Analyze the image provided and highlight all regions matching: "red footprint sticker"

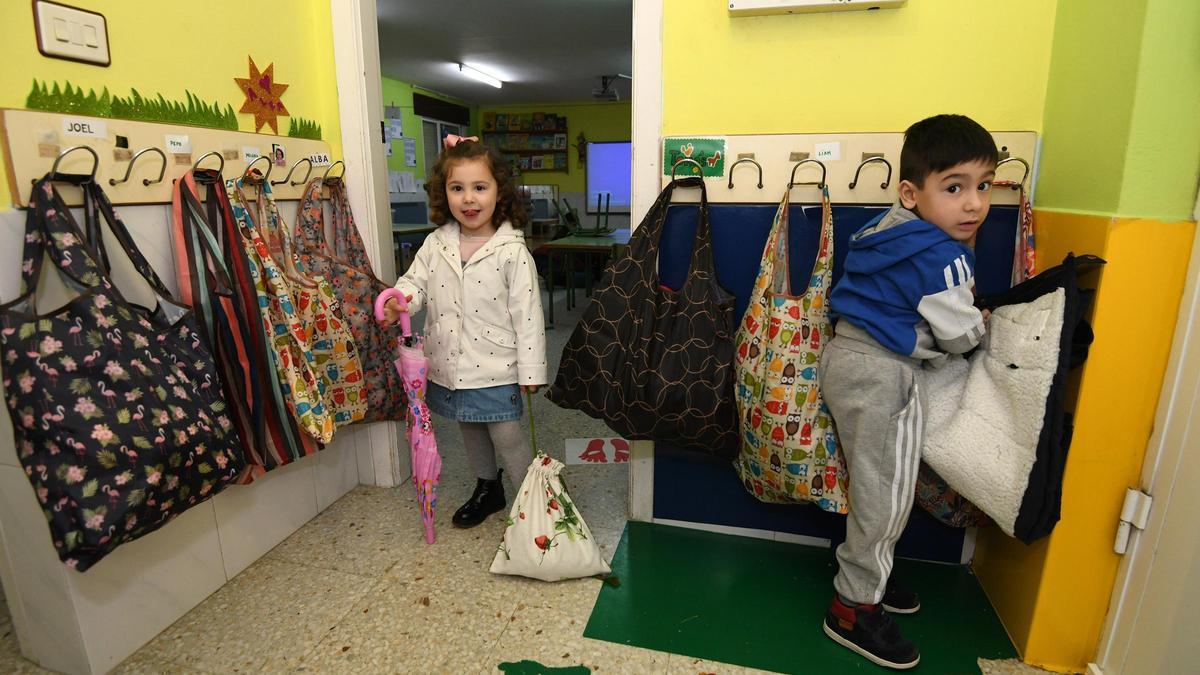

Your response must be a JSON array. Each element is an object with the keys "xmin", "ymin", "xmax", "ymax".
[{"xmin": 579, "ymin": 439, "xmax": 607, "ymax": 463}]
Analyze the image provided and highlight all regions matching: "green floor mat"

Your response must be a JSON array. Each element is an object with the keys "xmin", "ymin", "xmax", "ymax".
[{"xmin": 584, "ymin": 522, "xmax": 1016, "ymax": 674}]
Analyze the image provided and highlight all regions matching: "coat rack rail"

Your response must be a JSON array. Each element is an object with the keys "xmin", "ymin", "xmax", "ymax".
[
  {"xmin": 2, "ymin": 108, "xmax": 335, "ymax": 207},
  {"xmin": 661, "ymin": 131, "xmax": 1038, "ymax": 206}
]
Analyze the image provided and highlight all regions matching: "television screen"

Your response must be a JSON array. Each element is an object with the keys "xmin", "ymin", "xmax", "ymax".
[{"xmin": 585, "ymin": 141, "xmax": 632, "ymax": 214}]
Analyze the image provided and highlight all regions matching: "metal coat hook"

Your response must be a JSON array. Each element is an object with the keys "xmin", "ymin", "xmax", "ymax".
[
  {"xmin": 192, "ymin": 151, "xmax": 225, "ymax": 176},
  {"xmin": 110, "ymin": 147, "xmax": 167, "ymax": 187},
  {"xmin": 727, "ymin": 157, "xmax": 763, "ymax": 190},
  {"xmin": 849, "ymin": 156, "xmax": 892, "ymax": 190},
  {"xmin": 322, "ymin": 160, "xmax": 346, "ymax": 183},
  {"xmin": 996, "ymin": 156, "xmax": 1030, "ymax": 190},
  {"xmin": 38, "ymin": 145, "xmax": 100, "ymax": 184},
  {"xmin": 671, "ymin": 157, "xmax": 704, "ymax": 181},
  {"xmin": 787, "ymin": 158, "xmax": 826, "ymax": 190},
  {"xmin": 272, "ymin": 157, "xmax": 313, "ymax": 186},
  {"xmin": 242, "ymin": 155, "xmax": 273, "ymax": 183}
]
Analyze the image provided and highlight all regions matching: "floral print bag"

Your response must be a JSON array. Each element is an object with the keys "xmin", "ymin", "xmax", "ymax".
[
  {"xmin": 0, "ymin": 177, "xmax": 244, "ymax": 571},
  {"xmin": 490, "ymin": 395, "xmax": 610, "ymax": 582},
  {"xmin": 733, "ymin": 187, "xmax": 848, "ymax": 513}
]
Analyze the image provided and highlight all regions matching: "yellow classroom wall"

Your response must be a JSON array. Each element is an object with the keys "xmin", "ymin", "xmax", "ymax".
[
  {"xmin": 661, "ymin": 0, "xmax": 1057, "ymax": 135},
  {"xmin": 0, "ymin": 1, "xmax": 343, "ymax": 209}
]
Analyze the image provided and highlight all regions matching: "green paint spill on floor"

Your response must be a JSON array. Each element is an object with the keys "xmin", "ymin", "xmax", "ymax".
[
  {"xmin": 585, "ymin": 522, "xmax": 1017, "ymax": 674},
  {"xmin": 497, "ymin": 659, "xmax": 590, "ymax": 674}
]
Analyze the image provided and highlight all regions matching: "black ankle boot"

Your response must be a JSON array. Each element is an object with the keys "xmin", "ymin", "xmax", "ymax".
[{"xmin": 452, "ymin": 471, "xmax": 506, "ymax": 528}]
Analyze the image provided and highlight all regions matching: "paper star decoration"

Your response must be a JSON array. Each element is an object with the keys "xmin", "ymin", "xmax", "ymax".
[{"xmin": 234, "ymin": 56, "xmax": 289, "ymax": 134}]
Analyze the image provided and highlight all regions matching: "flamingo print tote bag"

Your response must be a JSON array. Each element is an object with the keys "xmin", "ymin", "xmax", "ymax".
[{"xmin": 0, "ymin": 177, "xmax": 244, "ymax": 571}]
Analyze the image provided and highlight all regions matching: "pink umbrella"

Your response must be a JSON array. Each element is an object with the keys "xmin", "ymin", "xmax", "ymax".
[{"xmin": 375, "ymin": 288, "xmax": 442, "ymax": 544}]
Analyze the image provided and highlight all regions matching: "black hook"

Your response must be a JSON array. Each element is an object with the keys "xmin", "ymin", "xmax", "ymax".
[
  {"xmin": 322, "ymin": 160, "xmax": 346, "ymax": 184},
  {"xmin": 787, "ymin": 158, "xmax": 826, "ymax": 190},
  {"xmin": 39, "ymin": 145, "xmax": 100, "ymax": 184},
  {"xmin": 727, "ymin": 157, "xmax": 763, "ymax": 190},
  {"xmin": 242, "ymin": 155, "xmax": 273, "ymax": 183},
  {"xmin": 670, "ymin": 157, "xmax": 704, "ymax": 181},
  {"xmin": 192, "ymin": 150, "xmax": 225, "ymax": 176},
  {"xmin": 996, "ymin": 156, "xmax": 1030, "ymax": 190},
  {"xmin": 272, "ymin": 157, "xmax": 314, "ymax": 186},
  {"xmin": 110, "ymin": 147, "xmax": 168, "ymax": 187},
  {"xmin": 849, "ymin": 156, "xmax": 892, "ymax": 190}
]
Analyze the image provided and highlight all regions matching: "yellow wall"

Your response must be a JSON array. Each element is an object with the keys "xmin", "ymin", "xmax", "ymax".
[
  {"xmin": 479, "ymin": 102, "xmax": 631, "ymax": 193},
  {"xmin": 0, "ymin": 0, "xmax": 342, "ymax": 209},
  {"xmin": 662, "ymin": 0, "xmax": 1058, "ymax": 135},
  {"xmin": 975, "ymin": 211, "xmax": 1195, "ymax": 672}
]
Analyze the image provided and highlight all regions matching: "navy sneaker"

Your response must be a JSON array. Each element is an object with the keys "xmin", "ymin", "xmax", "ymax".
[
  {"xmin": 882, "ymin": 577, "xmax": 921, "ymax": 614},
  {"xmin": 824, "ymin": 596, "xmax": 920, "ymax": 670}
]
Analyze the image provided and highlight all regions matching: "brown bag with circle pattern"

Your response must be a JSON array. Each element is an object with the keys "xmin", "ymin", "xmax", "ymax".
[{"xmin": 546, "ymin": 177, "xmax": 739, "ymax": 458}]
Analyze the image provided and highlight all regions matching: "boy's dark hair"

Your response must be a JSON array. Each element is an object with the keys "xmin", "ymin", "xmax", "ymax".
[
  {"xmin": 425, "ymin": 140, "xmax": 528, "ymax": 230},
  {"xmin": 900, "ymin": 114, "xmax": 999, "ymax": 187}
]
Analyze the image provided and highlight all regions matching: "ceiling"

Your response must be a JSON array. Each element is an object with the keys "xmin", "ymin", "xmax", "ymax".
[{"xmin": 376, "ymin": 0, "xmax": 633, "ymax": 106}]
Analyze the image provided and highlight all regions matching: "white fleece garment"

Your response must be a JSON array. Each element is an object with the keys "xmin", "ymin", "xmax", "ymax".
[{"xmin": 922, "ymin": 288, "xmax": 1066, "ymax": 536}]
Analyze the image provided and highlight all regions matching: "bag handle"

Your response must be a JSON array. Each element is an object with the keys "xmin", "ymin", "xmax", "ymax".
[
  {"xmin": 633, "ymin": 176, "xmax": 710, "ymax": 287},
  {"xmin": 16, "ymin": 178, "xmax": 119, "ymax": 309},
  {"xmin": 75, "ymin": 179, "xmax": 181, "ymax": 305},
  {"xmin": 804, "ymin": 187, "xmax": 835, "ymax": 301}
]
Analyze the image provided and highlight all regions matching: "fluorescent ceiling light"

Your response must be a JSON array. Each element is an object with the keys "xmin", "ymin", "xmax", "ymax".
[{"xmin": 458, "ymin": 63, "xmax": 502, "ymax": 88}]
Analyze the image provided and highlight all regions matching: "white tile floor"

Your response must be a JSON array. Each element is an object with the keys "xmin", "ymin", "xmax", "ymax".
[{"xmin": 0, "ymin": 283, "xmax": 1053, "ymax": 674}]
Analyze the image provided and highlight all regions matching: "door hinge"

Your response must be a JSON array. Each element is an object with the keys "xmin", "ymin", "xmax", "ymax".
[{"xmin": 1114, "ymin": 488, "xmax": 1153, "ymax": 555}]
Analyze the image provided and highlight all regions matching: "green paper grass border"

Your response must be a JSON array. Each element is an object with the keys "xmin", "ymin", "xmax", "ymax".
[
  {"xmin": 287, "ymin": 117, "xmax": 322, "ymax": 140},
  {"xmin": 24, "ymin": 79, "xmax": 320, "ymax": 139}
]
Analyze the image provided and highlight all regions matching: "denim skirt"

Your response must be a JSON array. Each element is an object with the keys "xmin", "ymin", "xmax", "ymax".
[{"xmin": 426, "ymin": 381, "xmax": 523, "ymax": 423}]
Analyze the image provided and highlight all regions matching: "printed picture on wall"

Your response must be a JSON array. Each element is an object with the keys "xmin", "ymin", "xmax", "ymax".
[{"xmin": 271, "ymin": 143, "xmax": 286, "ymax": 167}]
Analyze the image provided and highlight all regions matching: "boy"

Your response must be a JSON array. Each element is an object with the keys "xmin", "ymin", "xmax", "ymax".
[{"xmin": 821, "ymin": 114, "xmax": 997, "ymax": 669}]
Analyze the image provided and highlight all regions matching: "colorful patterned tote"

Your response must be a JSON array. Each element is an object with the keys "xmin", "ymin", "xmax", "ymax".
[
  {"xmin": 733, "ymin": 187, "xmax": 848, "ymax": 513},
  {"xmin": 229, "ymin": 179, "xmax": 334, "ymax": 443},
  {"xmin": 249, "ymin": 181, "xmax": 367, "ymax": 427},
  {"xmin": 293, "ymin": 178, "xmax": 406, "ymax": 422},
  {"xmin": 0, "ymin": 177, "xmax": 244, "ymax": 570},
  {"xmin": 170, "ymin": 170, "xmax": 312, "ymax": 479},
  {"xmin": 547, "ymin": 177, "xmax": 740, "ymax": 457}
]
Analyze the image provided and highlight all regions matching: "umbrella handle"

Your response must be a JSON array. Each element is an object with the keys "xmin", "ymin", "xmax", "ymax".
[{"xmin": 374, "ymin": 288, "xmax": 412, "ymax": 337}]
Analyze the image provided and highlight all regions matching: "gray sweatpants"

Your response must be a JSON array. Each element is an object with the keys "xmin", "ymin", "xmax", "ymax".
[
  {"xmin": 820, "ymin": 327, "xmax": 926, "ymax": 605},
  {"xmin": 460, "ymin": 420, "xmax": 532, "ymax": 495}
]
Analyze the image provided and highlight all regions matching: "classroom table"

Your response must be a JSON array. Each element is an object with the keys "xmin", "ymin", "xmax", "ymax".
[{"xmin": 535, "ymin": 229, "xmax": 631, "ymax": 326}]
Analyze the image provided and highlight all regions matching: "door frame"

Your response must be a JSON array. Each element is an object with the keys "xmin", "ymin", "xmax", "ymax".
[
  {"xmin": 628, "ymin": 0, "xmax": 665, "ymax": 522},
  {"xmin": 330, "ymin": 0, "xmax": 406, "ymax": 487},
  {"xmin": 1092, "ymin": 222, "xmax": 1200, "ymax": 672}
]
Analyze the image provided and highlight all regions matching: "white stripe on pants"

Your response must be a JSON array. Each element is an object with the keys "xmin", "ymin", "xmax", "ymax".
[{"xmin": 820, "ymin": 335, "xmax": 925, "ymax": 605}]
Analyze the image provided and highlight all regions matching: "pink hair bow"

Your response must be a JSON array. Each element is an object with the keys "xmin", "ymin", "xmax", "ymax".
[{"xmin": 443, "ymin": 134, "xmax": 479, "ymax": 149}]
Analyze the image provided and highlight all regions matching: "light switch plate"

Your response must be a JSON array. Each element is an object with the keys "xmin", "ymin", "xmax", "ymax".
[{"xmin": 34, "ymin": 0, "xmax": 110, "ymax": 66}]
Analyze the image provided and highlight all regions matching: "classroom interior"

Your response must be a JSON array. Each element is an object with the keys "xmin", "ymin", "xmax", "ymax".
[{"xmin": 0, "ymin": 2, "xmax": 1197, "ymax": 674}]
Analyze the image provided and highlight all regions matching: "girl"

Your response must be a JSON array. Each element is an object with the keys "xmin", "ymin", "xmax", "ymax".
[{"xmin": 381, "ymin": 135, "xmax": 547, "ymax": 529}]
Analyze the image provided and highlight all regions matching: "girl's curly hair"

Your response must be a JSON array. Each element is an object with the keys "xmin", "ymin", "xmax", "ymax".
[{"xmin": 425, "ymin": 140, "xmax": 528, "ymax": 230}]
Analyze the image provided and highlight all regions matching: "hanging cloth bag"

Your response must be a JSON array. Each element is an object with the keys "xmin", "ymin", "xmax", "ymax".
[
  {"xmin": 229, "ymin": 179, "xmax": 334, "ymax": 443},
  {"xmin": 732, "ymin": 187, "xmax": 847, "ymax": 512},
  {"xmin": 293, "ymin": 178, "xmax": 407, "ymax": 423},
  {"xmin": 491, "ymin": 392, "xmax": 611, "ymax": 582},
  {"xmin": 170, "ymin": 170, "xmax": 313, "ymax": 479},
  {"xmin": 0, "ymin": 177, "xmax": 244, "ymax": 571},
  {"xmin": 547, "ymin": 177, "xmax": 739, "ymax": 457},
  {"xmin": 249, "ymin": 180, "xmax": 367, "ymax": 428}
]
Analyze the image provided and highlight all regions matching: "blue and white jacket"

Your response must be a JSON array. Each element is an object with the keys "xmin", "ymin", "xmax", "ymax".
[{"xmin": 829, "ymin": 205, "xmax": 985, "ymax": 359}]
